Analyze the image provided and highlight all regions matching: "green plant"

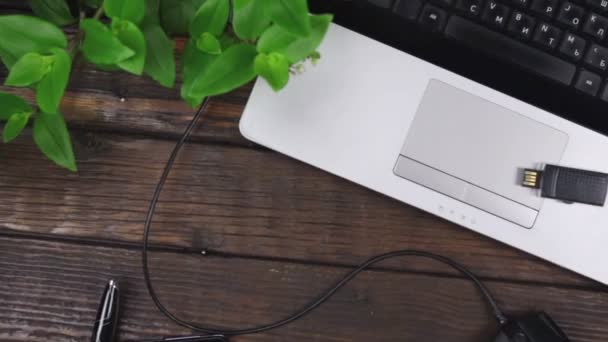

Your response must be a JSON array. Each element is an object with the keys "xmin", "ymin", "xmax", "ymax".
[{"xmin": 0, "ymin": 0, "xmax": 333, "ymax": 171}]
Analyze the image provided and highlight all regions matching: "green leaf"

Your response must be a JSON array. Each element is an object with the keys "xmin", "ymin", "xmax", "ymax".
[
  {"xmin": 180, "ymin": 31, "xmax": 235, "ymax": 107},
  {"xmin": 180, "ymin": 39, "xmax": 216, "ymax": 108},
  {"xmin": 160, "ymin": 0, "xmax": 198, "ymax": 35},
  {"xmin": 254, "ymin": 52, "xmax": 290, "ymax": 91},
  {"xmin": 143, "ymin": 25, "xmax": 176, "ymax": 87},
  {"xmin": 36, "ymin": 48, "xmax": 71, "ymax": 114},
  {"xmin": 219, "ymin": 34, "xmax": 238, "ymax": 50},
  {"xmin": 81, "ymin": 19, "xmax": 135, "ymax": 65},
  {"xmin": 142, "ymin": 0, "xmax": 161, "ymax": 27},
  {"xmin": 3, "ymin": 111, "xmax": 31, "ymax": 143},
  {"xmin": 29, "ymin": 0, "xmax": 76, "ymax": 26},
  {"xmin": 233, "ymin": 0, "xmax": 272, "ymax": 40},
  {"xmin": 112, "ymin": 19, "xmax": 147, "ymax": 75},
  {"xmin": 33, "ymin": 112, "xmax": 77, "ymax": 172},
  {"xmin": 267, "ymin": 0, "xmax": 311, "ymax": 37},
  {"xmin": 5, "ymin": 52, "xmax": 51, "ymax": 87},
  {"xmin": 258, "ymin": 14, "xmax": 333, "ymax": 64},
  {"xmin": 188, "ymin": 43, "xmax": 258, "ymax": 99},
  {"xmin": 189, "ymin": 0, "xmax": 230, "ymax": 38},
  {"xmin": 104, "ymin": 0, "xmax": 145, "ymax": 24},
  {"xmin": 196, "ymin": 32, "xmax": 222, "ymax": 55},
  {"xmin": 0, "ymin": 15, "xmax": 67, "ymax": 68},
  {"xmin": 0, "ymin": 92, "xmax": 33, "ymax": 121}
]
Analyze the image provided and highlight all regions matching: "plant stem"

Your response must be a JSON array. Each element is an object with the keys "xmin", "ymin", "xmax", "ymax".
[
  {"xmin": 93, "ymin": 6, "xmax": 104, "ymax": 20},
  {"xmin": 67, "ymin": 29, "xmax": 84, "ymax": 58},
  {"xmin": 68, "ymin": 6, "xmax": 104, "ymax": 59}
]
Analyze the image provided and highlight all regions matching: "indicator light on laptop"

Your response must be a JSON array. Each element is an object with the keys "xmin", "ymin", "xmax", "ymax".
[{"xmin": 521, "ymin": 165, "xmax": 608, "ymax": 206}]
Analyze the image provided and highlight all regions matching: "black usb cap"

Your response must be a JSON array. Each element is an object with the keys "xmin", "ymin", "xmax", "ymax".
[{"xmin": 522, "ymin": 165, "xmax": 608, "ymax": 206}]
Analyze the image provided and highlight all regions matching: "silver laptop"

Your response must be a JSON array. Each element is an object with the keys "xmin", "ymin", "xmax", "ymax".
[{"xmin": 240, "ymin": 22, "xmax": 608, "ymax": 285}]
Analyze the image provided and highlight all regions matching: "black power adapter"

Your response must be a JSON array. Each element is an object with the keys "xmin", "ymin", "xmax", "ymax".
[{"xmin": 494, "ymin": 312, "xmax": 570, "ymax": 342}]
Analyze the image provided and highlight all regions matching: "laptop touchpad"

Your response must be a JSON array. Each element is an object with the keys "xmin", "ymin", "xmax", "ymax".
[{"xmin": 393, "ymin": 80, "xmax": 569, "ymax": 228}]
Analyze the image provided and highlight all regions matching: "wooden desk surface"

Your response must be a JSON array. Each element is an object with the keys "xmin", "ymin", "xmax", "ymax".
[{"xmin": 1, "ymin": 7, "xmax": 607, "ymax": 341}]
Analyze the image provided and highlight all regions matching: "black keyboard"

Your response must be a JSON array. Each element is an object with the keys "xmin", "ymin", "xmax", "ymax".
[{"xmin": 309, "ymin": 0, "xmax": 608, "ymax": 137}]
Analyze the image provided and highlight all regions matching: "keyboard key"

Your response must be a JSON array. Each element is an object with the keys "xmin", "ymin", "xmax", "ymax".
[
  {"xmin": 455, "ymin": 0, "xmax": 483, "ymax": 17},
  {"xmin": 575, "ymin": 69, "xmax": 602, "ymax": 95},
  {"xmin": 507, "ymin": 0, "xmax": 530, "ymax": 8},
  {"xmin": 587, "ymin": 0, "xmax": 608, "ymax": 13},
  {"xmin": 557, "ymin": 2, "xmax": 586, "ymax": 30},
  {"xmin": 559, "ymin": 32, "xmax": 587, "ymax": 61},
  {"xmin": 584, "ymin": 44, "xmax": 608, "ymax": 71},
  {"xmin": 533, "ymin": 22, "xmax": 562, "ymax": 49},
  {"xmin": 394, "ymin": 0, "xmax": 423, "ymax": 20},
  {"xmin": 367, "ymin": 0, "xmax": 394, "ymax": 8},
  {"xmin": 599, "ymin": 83, "xmax": 608, "ymax": 101},
  {"xmin": 419, "ymin": 4, "xmax": 449, "ymax": 31},
  {"xmin": 445, "ymin": 16, "xmax": 577, "ymax": 85},
  {"xmin": 530, "ymin": 0, "xmax": 559, "ymax": 18},
  {"xmin": 482, "ymin": 1, "xmax": 512, "ymax": 28},
  {"xmin": 430, "ymin": 0, "xmax": 454, "ymax": 7},
  {"xmin": 508, "ymin": 11, "xmax": 536, "ymax": 39},
  {"xmin": 583, "ymin": 13, "xmax": 608, "ymax": 40}
]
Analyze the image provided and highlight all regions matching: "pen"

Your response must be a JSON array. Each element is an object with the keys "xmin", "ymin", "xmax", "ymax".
[{"xmin": 92, "ymin": 280, "xmax": 120, "ymax": 342}]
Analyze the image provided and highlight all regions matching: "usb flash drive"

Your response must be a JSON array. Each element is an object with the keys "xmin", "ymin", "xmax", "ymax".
[{"xmin": 522, "ymin": 165, "xmax": 608, "ymax": 206}]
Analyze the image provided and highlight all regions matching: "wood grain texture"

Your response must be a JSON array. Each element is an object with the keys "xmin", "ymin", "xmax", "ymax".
[
  {"xmin": 0, "ymin": 67, "xmax": 254, "ymax": 146},
  {"xmin": 0, "ymin": 131, "xmax": 597, "ymax": 288},
  {"xmin": 1, "ymin": 237, "xmax": 608, "ymax": 342}
]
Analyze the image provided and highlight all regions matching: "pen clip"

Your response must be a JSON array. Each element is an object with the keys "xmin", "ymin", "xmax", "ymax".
[
  {"xmin": 102, "ymin": 280, "xmax": 118, "ymax": 322},
  {"xmin": 91, "ymin": 280, "xmax": 120, "ymax": 342}
]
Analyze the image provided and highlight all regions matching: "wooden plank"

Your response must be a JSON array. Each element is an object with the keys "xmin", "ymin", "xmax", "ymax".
[
  {"xmin": 0, "ymin": 131, "xmax": 597, "ymax": 287},
  {"xmin": 0, "ymin": 69, "xmax": 254, "ymax": 145},
  {"xmin": 1, "ymin": 237, "xmax": 607, "ymax": 342}
]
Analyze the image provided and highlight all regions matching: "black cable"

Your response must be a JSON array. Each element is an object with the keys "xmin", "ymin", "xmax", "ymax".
[{"xmin": 141, "ymin": 99, "xmax": 509, "ymax": 339}]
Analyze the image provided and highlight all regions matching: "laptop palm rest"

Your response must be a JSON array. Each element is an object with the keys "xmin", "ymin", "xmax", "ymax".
[{"xmin": 393, "ymin": 80, "xmax": 569, "ymax": 228}]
